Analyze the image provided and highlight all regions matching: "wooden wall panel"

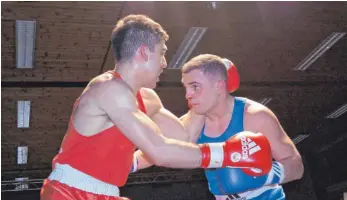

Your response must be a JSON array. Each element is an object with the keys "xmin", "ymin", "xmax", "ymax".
[
  {"xmin": 1, "ymin": 87, "xmax": 83, "ymax": 170},
  {"xmin": 123, "ymin": 1, "xmax": 262, "ymax": 28},
  {"xmin": 155, "ymin": 87, "xmax": 188, "ymax": 117},
  {"xmin": 2, "ymin": 1, "xmax": 346, "ymax": 82},
  {"xmin": 1, "ymin": 1, "xmax": 124, "ymax": 82},
  {"xmin": 2, "ymin": 22, "xmax": 110, "ymax": 81},
  {"xmin": 1, "ymin": 2, "xmax": 124, "ymax": 24}
]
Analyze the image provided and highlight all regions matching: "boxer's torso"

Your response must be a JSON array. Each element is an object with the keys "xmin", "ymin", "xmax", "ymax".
[
  {"xmin": 53, "ymin": 70, "xmax": 158, "ymax": 187},
  {"xmin": 72, "ymin": 71, "xmax": 152, "ymax": 137},
  {"xmin": 196, "ymin": 97, "xmax": 285, "ymax": 200}
]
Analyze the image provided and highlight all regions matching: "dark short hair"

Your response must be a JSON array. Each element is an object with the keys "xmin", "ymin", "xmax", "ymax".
[
  {"xmin": 181, "ymin": 54, "xmax": 227, "ymax": 80},
  {"xmin": 111, "ymin": 15, "xmax": 169, "ymax": 63}
]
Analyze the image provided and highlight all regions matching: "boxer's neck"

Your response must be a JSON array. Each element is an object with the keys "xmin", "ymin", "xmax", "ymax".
[
  {"xmin": 205, "ymin": 95, "xmax": 234, "ymax": 123},
  {"xmin": 114, "ymin": 64, "xmax": 141, "ymax": 94}
]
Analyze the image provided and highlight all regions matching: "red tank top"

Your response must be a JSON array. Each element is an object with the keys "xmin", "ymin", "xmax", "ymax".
[{"xmin": 52, "ymin": 71, "xmax": 147, "ymax": 186}]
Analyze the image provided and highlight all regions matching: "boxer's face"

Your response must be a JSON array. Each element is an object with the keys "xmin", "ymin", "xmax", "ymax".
[
  {"xmin": 136, "ymin": 40, "xmax": 167, "ymax": 88},
  {"xmin": 182, "ymin": 69, "xmax": 219, "ymax": 114}
]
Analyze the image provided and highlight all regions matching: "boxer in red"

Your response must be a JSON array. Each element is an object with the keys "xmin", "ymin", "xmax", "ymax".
[{"xmin": 40, "ymin": 15, "xmax": 273, "ymax": 200}]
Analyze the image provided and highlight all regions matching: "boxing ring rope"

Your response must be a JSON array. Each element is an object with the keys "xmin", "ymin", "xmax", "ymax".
[{"xmin": 1, "ymin": 169, "xmax": 206, "ymax": 192}]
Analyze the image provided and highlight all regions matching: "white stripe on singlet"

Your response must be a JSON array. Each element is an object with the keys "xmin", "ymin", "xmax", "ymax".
[
  {"xmin": 214, "ymin": 185, "xmax": 282, "ymax": 200},
  {"xmin": 238, "ymin": 185, "xmax": 281, "ymax": 199}
]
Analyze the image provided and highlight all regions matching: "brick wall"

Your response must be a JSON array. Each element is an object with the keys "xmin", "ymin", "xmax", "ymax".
[
  {"xmin": 1, "ymin": 87, "xmax": 83, "ymax": 170},
  {"xmin": 1, "ymin": 1, "xmax": 123, "ymax": 82}
]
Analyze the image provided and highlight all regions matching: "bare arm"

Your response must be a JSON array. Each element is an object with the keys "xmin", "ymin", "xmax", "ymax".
[
  {"xmin": 135, "ymin": 108, "xmax": 205, "ymax": 170},
  {"xmin": 134, "ymin": 107, "xmax": 192, "ymax": 170},
  {"xmin": 180, "ymin": 110, "xmax": 205, "ymax": 143},
  {"xmin": 97, "ymin": 81, "xmax": 202, "ymax": 168},
  {"xmin": 151, "ymin": 109, "xmax": 190, "ymax": 141},
  {"xmin": 249, "ymin": 106, "xmax": 304, "ymax": 183},
  {"xmin": 134, "ymin": 109, "xmax": 206, "ymax": 170},
  {"xmin": 134, "ymin": 89, "xmax": 192, "ymax": 170}
]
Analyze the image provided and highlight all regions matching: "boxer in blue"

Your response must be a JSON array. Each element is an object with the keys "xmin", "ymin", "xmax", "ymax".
[{"xmin": 132, "ymin": 54, "xmax": 304, "ymax": 200}]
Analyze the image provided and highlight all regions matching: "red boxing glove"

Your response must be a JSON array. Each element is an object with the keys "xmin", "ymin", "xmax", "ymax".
[
  {"xmin": 222, "ymin": 58, "xmax": 240, "ymax": 93},
  {"xmin": 199, "ymin": 131, "xmax": 272, "ymax": 176}
]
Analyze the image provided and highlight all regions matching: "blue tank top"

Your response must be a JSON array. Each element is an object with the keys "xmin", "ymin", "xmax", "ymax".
[{"xmin": 197, "ymin": 97, "xmax": 285, "ymax": 200}]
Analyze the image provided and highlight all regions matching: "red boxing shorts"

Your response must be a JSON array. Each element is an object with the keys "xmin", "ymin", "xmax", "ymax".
[{"xmin": 40, "ymin": 163, "xmax": 130, "ymax": 200}]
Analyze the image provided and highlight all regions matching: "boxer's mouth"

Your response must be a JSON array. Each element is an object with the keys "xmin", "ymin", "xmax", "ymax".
[{"xmin": 191, "ymin": 103, "xmax": 199, "ymax": 107}]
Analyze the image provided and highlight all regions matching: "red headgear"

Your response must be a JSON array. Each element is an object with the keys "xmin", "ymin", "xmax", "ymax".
[
  {"xmin": 187, "ymin": 58, "xmax": 240, "ymax": 109},
  {"xmin": 221, "ymin": 58, "xmax": 240, "ymax": 93}
]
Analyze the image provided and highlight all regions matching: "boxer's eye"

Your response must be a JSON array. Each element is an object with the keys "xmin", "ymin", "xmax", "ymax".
[{"xmin": 192, "ymin": 85, "xmax": 199, "ymax": 91}]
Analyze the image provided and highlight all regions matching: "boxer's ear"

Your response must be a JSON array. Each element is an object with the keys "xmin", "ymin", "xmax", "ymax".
[
  {"xmin": 215, "ymin": 80, "xmax": 227, "ymax": 94},
  {"xmin": 134, "ymin": 45, "xmax": 150, "ymax": 63}
]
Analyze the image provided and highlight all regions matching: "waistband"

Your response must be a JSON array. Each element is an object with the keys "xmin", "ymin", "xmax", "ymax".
[{"xmin": 48, "ymin": 163, "xmax": 120, "ymax": 197}]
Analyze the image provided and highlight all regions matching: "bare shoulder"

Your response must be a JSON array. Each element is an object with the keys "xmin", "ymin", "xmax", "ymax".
[
  {"xmin": 86, "ymin": 73, "xmax": 129, "ymax": 95},
  {"xmin": 93, "ymin": 73, "xmax": 127, "ymax": 91},
  {"xmin": 74, "ymin": 73, "xmax": 130, "ymax": 110},
  {"xmin": 243, "ymin": 98, "xmax": 301, "ymax": 162},
  {"xmin": 72, "ymin": 74, "xmax": 137, "ymax": 135},
  {"xmin": 244, "ymin": 99, "xmax": 272, "ymax": 114},
  {"xmin": 94, "ymin": 75, "xmax": 137, "ymax": 110},
  {"xmin": 243, "ymin": 98, "xmax": 279, "ymax": 131}
]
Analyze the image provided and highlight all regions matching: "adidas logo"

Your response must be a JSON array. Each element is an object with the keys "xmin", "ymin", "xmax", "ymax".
[{"xmin": 241, "ymin": 136, "xmax": 261, "ymax": 160}]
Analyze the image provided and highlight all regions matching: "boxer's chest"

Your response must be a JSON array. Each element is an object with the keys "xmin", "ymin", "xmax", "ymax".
[{"xmin": 203, "ymin": 116, "xmax": 233, "ymax": 138}]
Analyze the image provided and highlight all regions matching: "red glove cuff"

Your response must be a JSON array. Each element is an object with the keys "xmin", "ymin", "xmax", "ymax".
[{"xmin": 199, "ymin": 144, "xmax": 211, "ymax": 168}]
